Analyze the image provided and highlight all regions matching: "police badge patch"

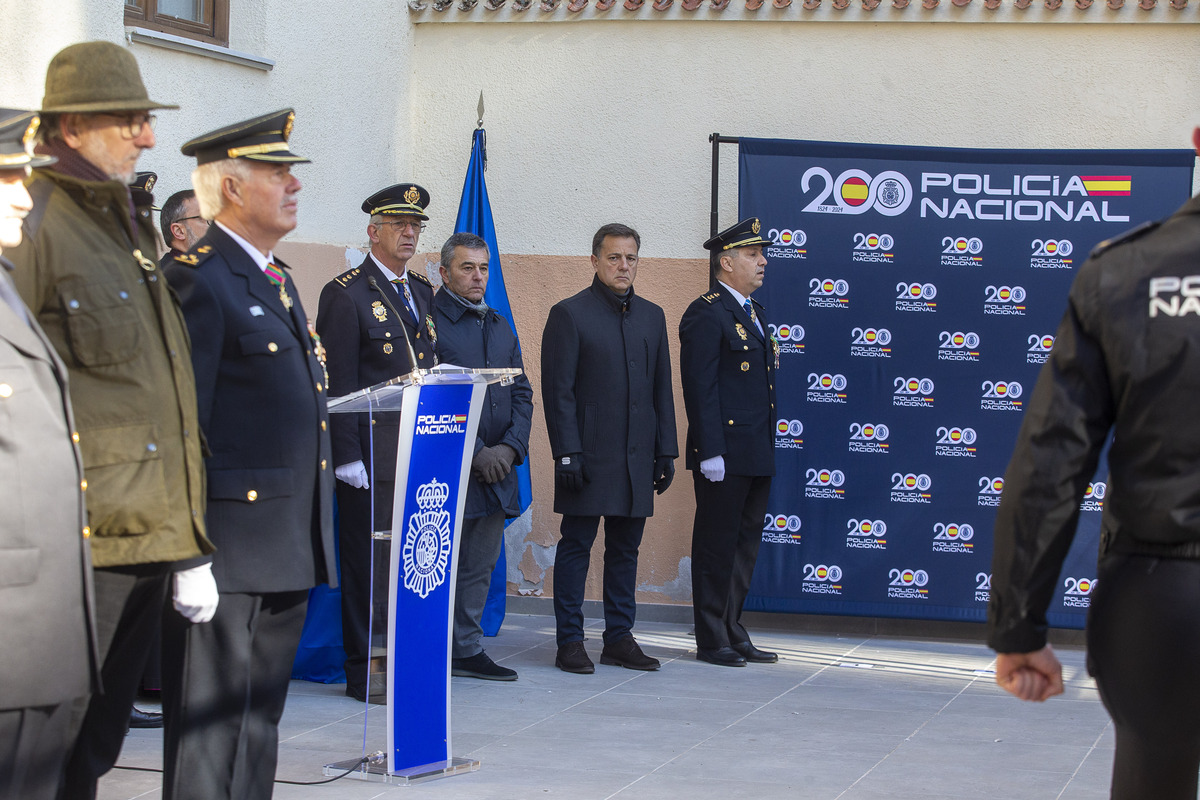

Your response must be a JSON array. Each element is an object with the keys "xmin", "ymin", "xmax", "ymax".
[
  {"xmin": 402, "ymin": 479, "xmax": 453, "ymax": 599},
  {"xmin": 372, "ymin": 300, "xmax": 388, "ymax": 321}
]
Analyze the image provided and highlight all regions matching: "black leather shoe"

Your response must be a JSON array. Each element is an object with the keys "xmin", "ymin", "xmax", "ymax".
[
  {"xmin": 129, "ymin": 707, "xmax": 163, "ymax": 729},
  {"xmin": 453, "ymin": 651, "xmax": 518, "ymax": 681},
  {"xmin": 696, "ymin": 647, "xmax": 747, "ymax": 667},
  {"xmin": 555, "ymin": 641, "xmax": 595, "ymax": 674},
  {"xmin": 346, "ymin": 675, "xmax": 387, "ymax": 704},
  {"xmin": 731, "ymin": 641, "xmax": 779, "ymax": 663},
  {"xmin": 600, "ymin": 635, "xmax": 660, "ymax": 671}
]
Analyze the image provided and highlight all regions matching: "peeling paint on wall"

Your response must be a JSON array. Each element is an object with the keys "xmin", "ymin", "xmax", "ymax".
[
  {"xmin": 504, "ymin": 508, "xmax": 556, "ymax": 595},
  {"xmin": 639, "ymin": 556, "xmax": 692, "ymax": 603}
]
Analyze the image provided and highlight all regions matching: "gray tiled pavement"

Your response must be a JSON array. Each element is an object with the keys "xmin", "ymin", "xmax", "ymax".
[{"xmin": 102, "ymin": 614, "xmax": 1113, "ymax": 800}]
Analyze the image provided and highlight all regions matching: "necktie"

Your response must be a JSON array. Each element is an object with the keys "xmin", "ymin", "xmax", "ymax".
[
  {"xmin": 264, "ymin": 262, "xmax": 293, "ymax": 310},
  {"xmin": 391, "ymin": 275, "xmax": 417, "ymax": 322}
]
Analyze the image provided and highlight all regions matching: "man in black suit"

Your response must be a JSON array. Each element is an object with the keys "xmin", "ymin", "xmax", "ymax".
[
  {"xmin": 158, "ymin": 188, "xmax": 209, "ymax": 270},
  {"xmin": 540, "ymin": 222, "xmax": 677, "ymax": 674},
  {"xmin": 679, "ymin": 217, "xmax": 779, "ymax": 668},
  {"xmin": 316, "ymin": 183, "xmax": 437, "ymax": 701},
  {"xmin": 161, "ymin": 109, "xmax": 336, "ymax": 800}
]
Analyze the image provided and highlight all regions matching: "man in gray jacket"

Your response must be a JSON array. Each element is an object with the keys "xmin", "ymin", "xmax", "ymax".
[
  {"xmin": 540, "ymin": 223, "xmax": 677, "ymax": 674},
  {"xmin": 433, "ymin": 232, "xmax": 533, "ymax": 681}
]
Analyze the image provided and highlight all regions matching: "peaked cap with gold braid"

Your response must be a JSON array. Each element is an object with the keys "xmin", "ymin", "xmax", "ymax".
[
  {"xmin": 361, "ymin": 183, "xmax": 429, "ymax": 221},
  {"xmin": 181, "ymin": 108, "xmax": 309, "ymax": 166},
  {"xmin": 0, "ymin": 109, "xmax": 56, "ymax": 169},
  {"xmin": 703, "ymin": 217, "xmax": 772, "ymax": 252}
]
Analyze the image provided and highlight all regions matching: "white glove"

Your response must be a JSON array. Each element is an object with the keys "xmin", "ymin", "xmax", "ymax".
[
  {"xmin": 700, "ymin": 455, "xmax": 725, "ymax": 483},
  {"xmin": 335, "ymin": 460, "xmax": 370, "ymax": 489},
  {"xmin": 173, "ymin": 563, "xmax": 219, "ymax": 624}
]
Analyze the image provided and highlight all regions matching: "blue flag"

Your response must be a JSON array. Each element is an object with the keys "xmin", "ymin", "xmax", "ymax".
[{"xmin": 454, "ymin": 128, "xmax": 531, "ymax": 636}]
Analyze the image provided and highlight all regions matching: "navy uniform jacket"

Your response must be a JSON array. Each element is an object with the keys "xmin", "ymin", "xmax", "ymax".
[
  {"xmin": 164, "ymin": 225, "xmax": 336, "ymax": 594},
  {"xmin": 0, "ymin": 260, "xmax": 98, "ymax": 709},
  {"xmin": 432, "ymin": 288, "xmax": 533, "ymax": 519},
  {"xmin": 989, "ymin": 193, "xmax": 1200, "ymax": 653},
  {"xmin": 540, "ymin": 276, "xmax": 677, "ymax": 518},
  {"xmin": 678, "ymin": 284, "xmax": 777, "ymax": 477},
  {"xmin": 316, "ymin": 255, "xmax": 435, "ymax": 482}
]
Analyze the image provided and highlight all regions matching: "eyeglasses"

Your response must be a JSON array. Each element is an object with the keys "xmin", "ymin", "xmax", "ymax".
[
  {"xmin": 176, "ymin": 215, "xmax": 210, "ymax": 227},
  {"xmin": 97, "ymin": 113, "xmax": 156, "ymax": 140},
  {"xmin": 377, "ymin": 220, "xmax": 426, "ymax": 233}
]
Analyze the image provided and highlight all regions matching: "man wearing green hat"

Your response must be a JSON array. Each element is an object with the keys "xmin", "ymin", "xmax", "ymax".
[
  {"xmin": 0, "ymin": 107, "xmax": 97, "ymax": 800},
  {"xmin": 7, "ymin": 41, "xmax": 214, "ymax": 799}
]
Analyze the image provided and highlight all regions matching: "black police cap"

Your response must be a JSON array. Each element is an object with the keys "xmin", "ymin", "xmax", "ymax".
[
  {"xmin": 0, "ymin": 108, "xmax": 56, "ymax": 170},
  {"xmin": 362, "ymin": 183, "xmax": 429, "ymax": 220},
  {"xmin": 703, "ymin": 217, "xmax": 772, "ymax": 252},
  {"xmin": 181, "ymin": 108, "xmax": 309, "ymax": 166}
]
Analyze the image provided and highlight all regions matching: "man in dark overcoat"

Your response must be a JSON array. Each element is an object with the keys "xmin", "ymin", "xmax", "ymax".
[
  {"xmin": 316, "ymin": 182, "xmax": 436, "ymax": 701},
  {"xmin": 679, "ymin": 217, "xmax": 779, "ymax": 668},
  {"xmin": 0, "ymin": 108, "xmax": 97, "ymax": 800},
  {"xmin": 161, "ymin": 109, "xmax": 336, "ymax": 800},
  {"xmin": 433, "ymin": 232, "xmax": 533, "ymax": 681},
  {"xmin": 540, "ymin": 222, "xmax": 677, "ymax": 674}
]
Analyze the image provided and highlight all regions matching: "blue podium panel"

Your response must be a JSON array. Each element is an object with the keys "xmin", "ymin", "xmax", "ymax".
[
  {"xmin": 737, "ymin": 138, "xmax": 1195, "ymax": 626},
  {"xmin": 386, "ymin": 381, "xmax": 483, "ymax": 773}
]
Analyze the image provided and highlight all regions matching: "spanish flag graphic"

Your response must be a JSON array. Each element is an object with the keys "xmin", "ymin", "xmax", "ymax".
[
  {"xmin": 453, "ymin": 414, "xmax": 468, "ymax": 423},
  {"xmin": 840, "ymin": 177, "xmax": 870, "ymax": 206},
  {"xmin": 1081, "ymin": 175, "xmax": 1132, "ymax": 196}
]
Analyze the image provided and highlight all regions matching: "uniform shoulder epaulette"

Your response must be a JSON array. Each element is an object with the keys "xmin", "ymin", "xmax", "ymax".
[
  {"xmin": 1089, "ymin": 219, "xmax": 1160, "ymax": 258},
  {"xmin": 173, "ymin": 244, "xmax": 216, "ymax": 269},
  {"xmin": 700, "ymin": 291, "xmax": 721, "ymax": 304},
  {"xmin": 408, "ymin": 269, "xmax": 433, "ymax": 288},
  {"xmin": 333, "ymin": 266, "xmax": 364, "ymax": 288}
]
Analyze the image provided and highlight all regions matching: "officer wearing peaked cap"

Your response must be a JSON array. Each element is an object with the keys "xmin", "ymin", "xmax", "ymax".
[
  {"xmin": 0, "ymin": 108, "xmax": 98, "ymax": 800},
  {"xmin": 315, "ymin": 182, "xmax": 437, "ymax": 701},
  {"xmin": 679, "ymin": 217, "xmax": 779, "ymax": 669},
  {"xmin": 161, "ymin": 108, "xmax": 335, "ymax": 800}
]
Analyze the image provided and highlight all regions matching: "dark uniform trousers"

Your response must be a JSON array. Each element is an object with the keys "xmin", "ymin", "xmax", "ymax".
[
  {"xmin": 553, "ymin": 515, "xmax": 646, "ymax": 647},
  {"xmin": 690, "ymin": 474, "xmax": 770, "ymax": 651},
  {"xmin": 161, "ymin": 591, "xmax": 307, "ymax": 800},
  {"xmin": 335, "ymin": 478, "xmax": 393, "ymax": 692}
]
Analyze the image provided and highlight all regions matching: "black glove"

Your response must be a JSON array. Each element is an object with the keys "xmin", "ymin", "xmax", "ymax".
[
  {"xmin": 472, "ymin": 445, "xmax": 514, "ymax": 484},
  {"xmin": 653, "ymin": 456, "xmax": 675, "ymax": 495},
  {"xmin": 555, "ymin": 453, "xmax": 587, "ymax": 492}
]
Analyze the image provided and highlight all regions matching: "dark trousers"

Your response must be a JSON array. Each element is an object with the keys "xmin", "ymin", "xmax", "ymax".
[
  {"xmin": 1087, "ymin": 553, "xmax": 1200, "ymax": 800},
  {"xmin": 453, "ymin": 511, "xmax": 506, "ymax": 659},
  {"xmin": 690, "ymin": 472, "xmax": 771, "ymax": 651},
  {"xmin": 0, "ymin": 701, "xmax": 75, "ymax": 800},
  {"xmin": 161, "ymin": 590, "xmax": 308, "ymax": 800},
  {"xmin": 335, "ymin": 480, "xmax": 394, "ymax": 695},
  {"xmin": 553, "ymin": 514, "xmax": 646, "ymax": 647},
  {"xmin": 60, "ymin": 564, "xmax": 171, "ymax": 800}
]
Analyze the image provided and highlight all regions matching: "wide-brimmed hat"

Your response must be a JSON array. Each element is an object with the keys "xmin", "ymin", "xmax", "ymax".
[{"xmin": 41, "ymin": 41, "xmax": 178, "ymax": 115}]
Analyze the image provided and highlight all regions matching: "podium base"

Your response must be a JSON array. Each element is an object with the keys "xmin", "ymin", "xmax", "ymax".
[{"xmin": 323, "ymin": 755, "xmax": 480, "ymax": 785}]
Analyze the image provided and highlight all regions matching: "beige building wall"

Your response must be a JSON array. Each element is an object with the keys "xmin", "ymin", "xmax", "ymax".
[{"xmin": 2, "ymin": 3, "xmax": 1197, "ymax": 610}]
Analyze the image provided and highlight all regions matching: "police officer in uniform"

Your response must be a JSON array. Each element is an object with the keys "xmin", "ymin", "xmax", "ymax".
[
  {"xmin": 0, "ymin": 108, "xmax": 97, "ymax": 800},
  {"xmin": 316, "ymin": 183, "xmax": 436, "ymax": 701},
  {"xmin": 679, "ymin": 218, "xmax": 779, "ymax": 668},
  {"xmin": 988, "ymin": 128, "xmax": 1200, "ymax": 800},
  {"xmin": 161, "ymin": 109, "xmax": 336, "ymax": 800}
]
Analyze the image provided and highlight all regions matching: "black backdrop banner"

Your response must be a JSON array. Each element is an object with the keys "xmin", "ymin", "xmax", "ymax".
[{"xmin": 740, "ymin": 138, "xmax": 1195, "ymax": 627}]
